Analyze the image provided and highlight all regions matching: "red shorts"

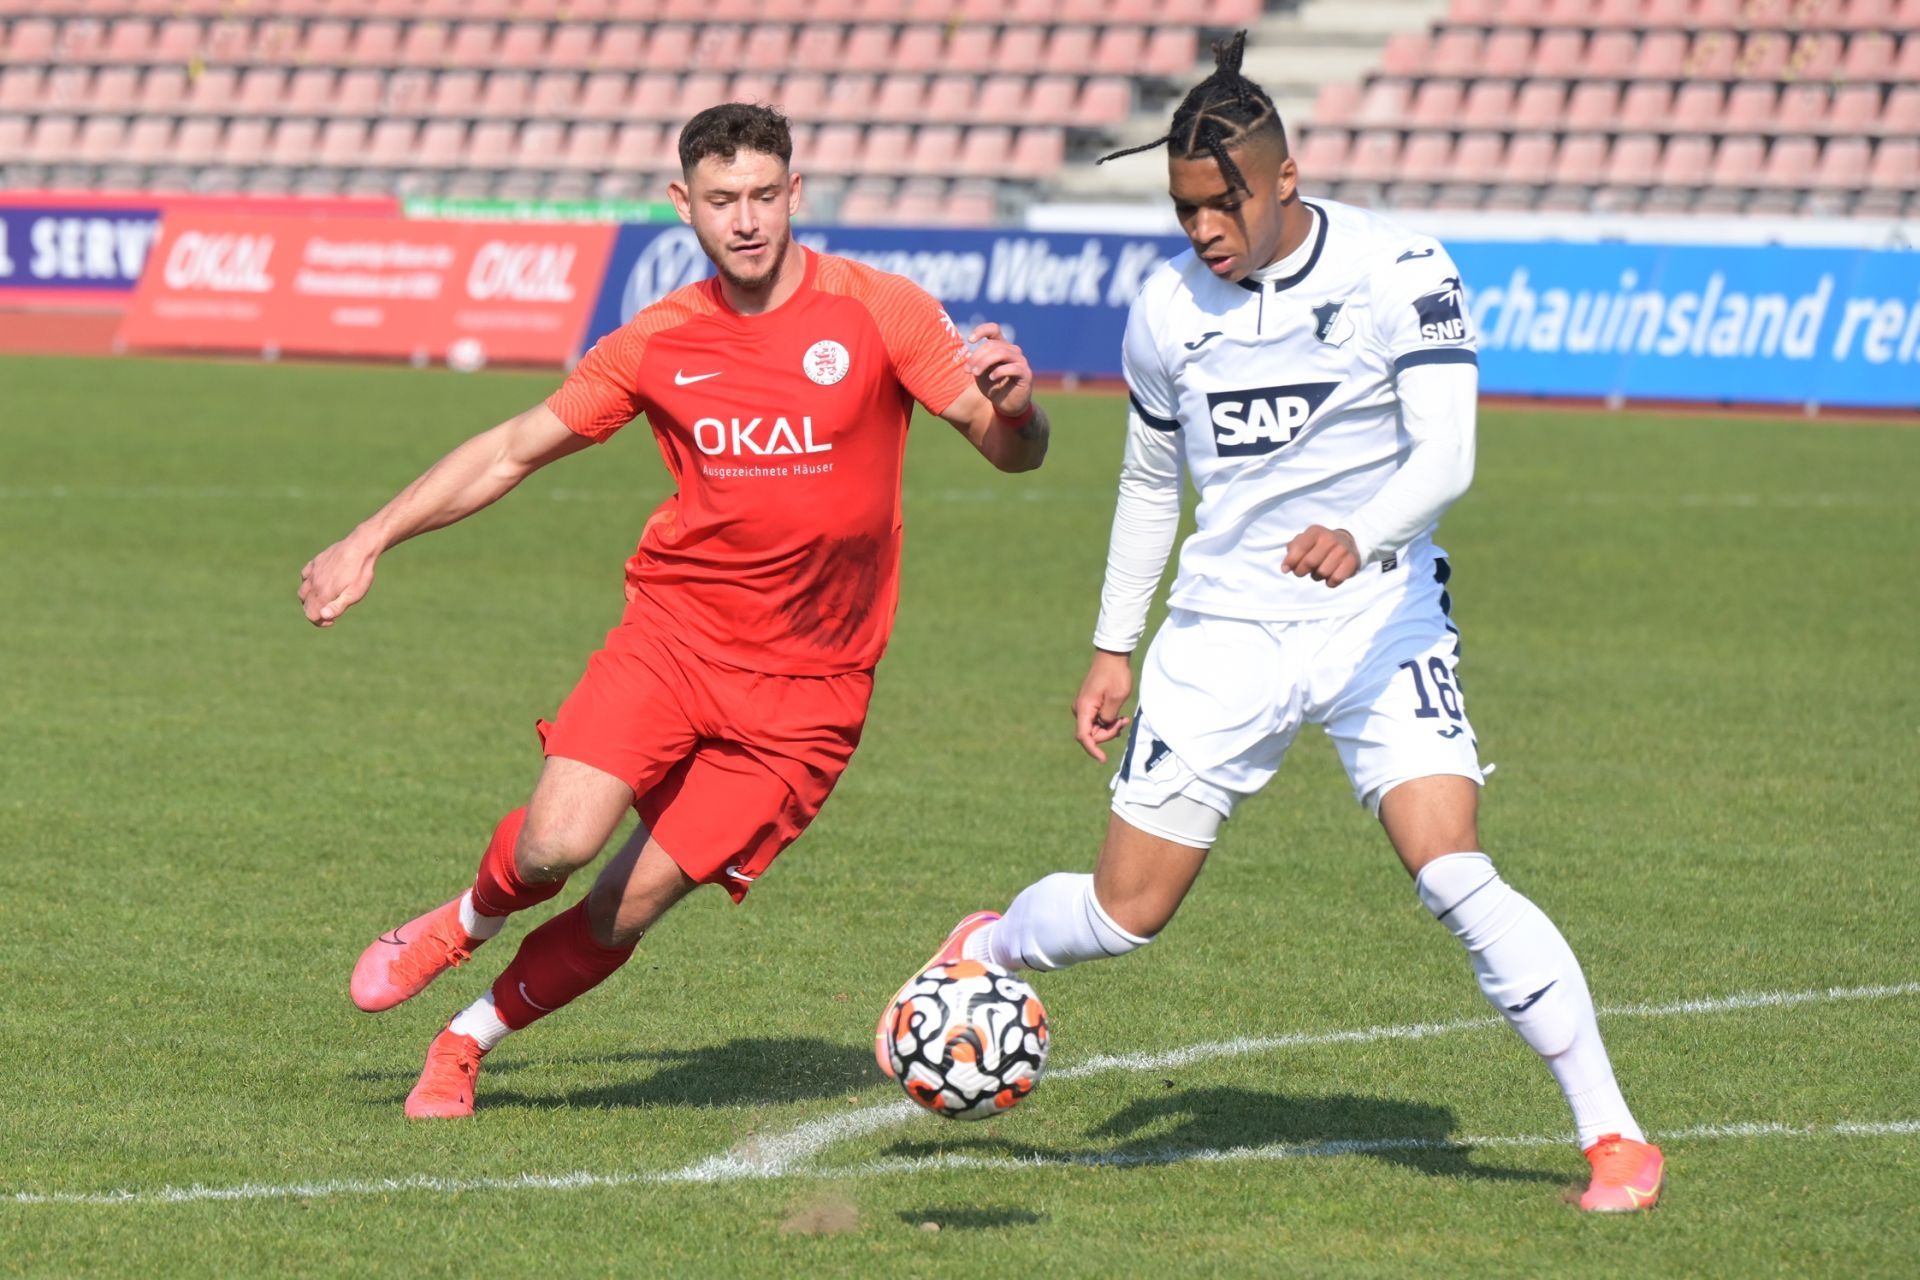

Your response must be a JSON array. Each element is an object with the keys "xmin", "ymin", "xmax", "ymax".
[{"xmin": 539, "ymin": 622, "xmax": 873, "ymax": 902}]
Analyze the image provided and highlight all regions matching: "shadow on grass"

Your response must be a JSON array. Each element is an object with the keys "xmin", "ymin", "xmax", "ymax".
[
  {"xmin": 357, "ymin": 1036, "xmax": 876, "ymax": 1110},
  {"xmin": 883, "ymin": 1087, "xmax": 1563, "ymax": 1185}
]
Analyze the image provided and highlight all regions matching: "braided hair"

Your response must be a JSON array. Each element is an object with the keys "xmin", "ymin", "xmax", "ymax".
[{"xmin": 1097, "ymin": 31, "xmax": 1286, "ymax": 194}]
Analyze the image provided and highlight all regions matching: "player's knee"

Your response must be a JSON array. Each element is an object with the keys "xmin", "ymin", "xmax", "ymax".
[
  {"xmin": 514, "ymin": 823, "xmax": 603, "ymax": 881},
  {"xmin": 1092, "ymin": 880, "xmax": 1173, "ymax": 942}
]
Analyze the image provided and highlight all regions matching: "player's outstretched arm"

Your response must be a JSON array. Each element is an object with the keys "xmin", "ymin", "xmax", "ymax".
[
  {"xmin": 298, "ymin": 403, "xmax": 590, "ymax": 628},
  {"xmin": 940, "ymin": 323, "xmax": 1049, "ymax": 473}
]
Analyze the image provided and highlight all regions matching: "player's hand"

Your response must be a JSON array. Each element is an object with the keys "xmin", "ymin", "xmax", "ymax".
[
  {"xmin": 299, "ymin": 531, "xmax": 380, "ymax": 628},
  {"xmin": 963, "ymin": 323, "xmax": 1033, "ymax": 419},
  {"xmin": 1073, "ymin": 649, "xmax": 1135, "ymax": 762},
  {"xmin": 1282, "ymin": 525, "xmax": 1361, "ymax": 588}
]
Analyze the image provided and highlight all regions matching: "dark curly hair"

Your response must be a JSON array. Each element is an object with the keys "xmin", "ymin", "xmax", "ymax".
[
  {"xmin": 677, "ymin": 102, "xmax": 793, "ymax": 174},
  {"xmin": 1098, "ymin": 31, "xmax": 1287, "ymax": 194}
]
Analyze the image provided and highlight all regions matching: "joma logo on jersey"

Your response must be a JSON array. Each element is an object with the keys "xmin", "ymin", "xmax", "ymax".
[
  {"xmin": 1413, "ymin": 276, "xmax": 1468, "ymax": 342},
  {"xmin": 1205, "ymin": 382, "xmax": 1340, "ymax": 457},
  {"xmin": 692, "ymin": 416, "xmax": 832, "ymax": 457}
]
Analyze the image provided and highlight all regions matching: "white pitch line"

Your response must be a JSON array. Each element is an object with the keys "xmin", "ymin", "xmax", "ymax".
[
  {"xmin": 7, "ymin": 979, "xmax": 1914, "ymax": 1208},
  {"xmin": 828, "ymin": 1119, "xmax": 1920, "ymax": 1179},
  {"xmin": 11, "ymin": 1118, "xmax": 1918, "ymax": 1208}
]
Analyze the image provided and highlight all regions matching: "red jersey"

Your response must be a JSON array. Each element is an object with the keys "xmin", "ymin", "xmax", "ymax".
[{"xmin": 546, "ymin": 248, "xmax": 974, "ymax": 676}]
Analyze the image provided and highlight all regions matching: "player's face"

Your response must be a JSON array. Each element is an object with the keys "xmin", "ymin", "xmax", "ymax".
[
  {"xmin": 1168, "ymin": 143, "xmax": 1296, "ymax": 283},
  {"xmin": 672, "ymin": 150, "xmax": 802, "ymax": 294}
]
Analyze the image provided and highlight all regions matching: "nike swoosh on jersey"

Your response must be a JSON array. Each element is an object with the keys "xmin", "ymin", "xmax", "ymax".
[
  {"xmin": 1396, "ymin": 247, "xmax": 1436, "ymax": 263},
  {"xmin": 517, "ymin": 981, "xmax": 556, "ymax": 1013},
  {"xmin": 1507, "ymin": 980, "xmax": 1557, "ymax": 1013},
  {"xmin": 1183, "ymin": 331, "xmax": 1223, "ymax": 351},
  {"xmin": 674, "ymin": 370, "xmax": 722, "ymax": 385}
]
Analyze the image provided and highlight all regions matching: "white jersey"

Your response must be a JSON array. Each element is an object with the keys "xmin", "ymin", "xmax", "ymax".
[{"xmin": 1120, "ymin": 198, "xmax": 1478, "ymax": 624}]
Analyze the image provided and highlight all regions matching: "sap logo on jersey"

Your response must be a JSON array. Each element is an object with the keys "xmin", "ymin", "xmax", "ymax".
[
  {"xmin": 692, "ymin": 416, "xmax": 832, "ymax": 457},
  {"xmin": 1413, "ymin": 276, "xmax": 1469, "ymax": 342},
  {"xmin": 1205, "ymin": 382, "xmax": 1339, "ymax": 457}
]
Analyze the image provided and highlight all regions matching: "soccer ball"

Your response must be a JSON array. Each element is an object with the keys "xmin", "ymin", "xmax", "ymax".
[{"xmin": 882, "ymin": 959, "xmax": 1048, "ymax": 1121}]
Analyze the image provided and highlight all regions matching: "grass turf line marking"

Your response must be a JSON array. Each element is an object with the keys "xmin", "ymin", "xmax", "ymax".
[
  {"xmin": 8, "ymin": 980, "xmax": 1913, "ymax": 1207},
  {"xmin": 10, "ymin": 1119, "xmax": 1917, "ymax": 1208},
  {"xmin": 830, "ymin": 1119, "xmax": 1920, "ymax": 1179}
]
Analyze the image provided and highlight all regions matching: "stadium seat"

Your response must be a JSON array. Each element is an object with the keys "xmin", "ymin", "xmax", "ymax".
[
  {"xmin": 1881, "ymin": 87, "xmax": 1920, "ymax": 138},
  {"xmin": 1397, "ymin": 132, "xmax": 1455, "ymax": 186},
  {"xmin": 1670, "ymin": 83, "xmax": 1724, "ymax": 133},
  {"xmin": 318, "ymin": 120, "xmax": 369, "ymax": 170},
  {"xmin": 1601, "ymin": 133, "xmax": 1660, "ymax": 206},
  {"xmin": 1512, "ymin": 81, "xmax": 1567, "ymax": 129},
  {"xmin": 1840, "ymin": 32, "xmax": 1896, "ymax": 81},
  {"xmin": 893, "ymin": 178, "xmax": 946, "ymax": 225},
  {"xmin": 530, "ymin": 72, "xmax": 580, "ymax": 118},
  {"xmin": 1009, "ymin": 127, "xmax": 1063, "ymax": 182},
  {"xmin": 0, "ymin": 68, "xmax": 40, "ymax": 113},
  {"xmin": 822, "ymin": 75, "xmax": 876, "ymax": 123},
  {"xmin": 498, "ymin": 23, "xmax": 548, "ymax": 68},
  {"xmin": 957, "ymin": 125, "xmax": 1013, "ymax": 177},
  {"xmin": 1344, "ymin": 130, "xmax": 1402, "ymax": 185},
  {"xmin": 791, "ymin": 25, "xmax": 845, "ymax": 72},
  {"xmin": 1776, "ymin": 84, "xmax": 1829, "ymax": 135},
  {"xmin": 1808, "ymin": 137, "xmax": 1870, "ymax": 195},
  {"xmin": 1025, "ymin": 75, "xmax": 1078, "ymax": 126},
  {"xmin": 1862, "ymin": 138, "xmax": 1919, "ymax": 214},
  {"xmin": 547, "ymin": 23, "xmax": 595, "ymax": 69},
  {"xmin": 841, "ymin": 25, "xmax": 892, "ymax": 72},
  {"xmin": 100, "ymin": 18, "xmax": 154, "ymax": 64},
  {"xmin": 1701, "ymin": 136, "xmax": 1764, "ymax": 210},
  {"xmin": 1726, "ymin": 84, "xmax": 1779, "ymax": 136},
  {"xmin": 972, "ymin": 74, "xmax": 1031, "ymax": 126},
  {"xmin": 266, "ymin": 118, "xmax": 319, "ymax": 169},
  {"xmin": 74, "ymin": 115, "xmax": 125, "ymax": 166},
  {"xmin": 1637, "ymin": 30, "xmax": 1688, "ymax": 78},
  {"xmin": 1496, "ymin": 132, "xmax": 1554, "ymax": 189},
  {"xmin": 1407, "ymin": 80, "xmax": 1465, "ymax": 129},
  {"xmin": 776, "ymin": 74, "xmax": 830, "ymax": 121},
  {"xmin": 1618, "ymin": 83, "xmax": 1672, "ymax": 133},
  {"xmin": 467, "ymin": 121, "xmax": 517, "ymax": 170},
  {"xmin": 608, "ymin": 122, "xmax": 666, "ymax": 174},
  {"xmin": 1460, "ymin": 80, "xmax": 1516, "ymax": 130},
  {"xmin": 349, "ymin": 21, "xmax": 402, "ymax": 65},
  {"xmin": 336, "ymin": 70, "xmax": 386, "ymax": 117},
  {"xmin": 0, "ymin": 115, "xmax": 29, "ymax": 167},
  {"xmin": 836, "ymin": 178, "xmax": 896, "ymax": 226},
  {"xmin": 1587, "ymin": 31, "xmax": 1636, "ymax": 78},
  {"xmin": 1648, "ymin": 134, "xmax": 1711, "ymax": 210},
  {"xmin": 235, "ymin": 68, "xmax": 287, "ymax": 118},
  {"xmin": 944, "ymin": 180, "xmax": 999, "ymax": 227},
  {"xmin": 478, "ymin": 73, "xmax": 531, "ymax": 119},
  {"xmin": 559, "ymin": 121, "xmax": 613, "ymax": 172},
  {"xmin": 1311, "ymin": 81, "xmax": 1363, "ymax": 130},
  {"xmin": 1429, "ymin": 31, "xmax": 1482, "ymax": 78},
  {"xmin": 994, "ymin": 27, "xmax": 1047, "ymax": 76},
  {"xmin": 514, "ymin": 121, "xmax": 565, "ymax": 172},
  {"xmin": 908, "ymin": 124, "xmax": 962, "ymax": 177},
  {"xmin": 629, "ymin": 73, "xmax": 682, "ymax": 121},
  {"xmin": 1356, "ymin": 81, "xmax": 1410, "ymax": 128},
  {"xmin": 1564, "ymin": 83, "xmax": 1619, "ymax": 132},
  {"xmin": 1076, "ymin": 76, "xmax": 1132, "ymax": 129},
  {"xmin": 171, "ymin": 118, "xmax": 221, "ymax": 167},
  {"xmin": 366, "ymin": 120, "xmax": 419, "ymax": 170},
  {"xmin": 863, "ymin": 123, "xmax": 913, "ymax": 172},
  {"xmin": 124, "ymin": 116, "xmax": 173, "ymax": 168},
  {"xmin": 1142, "ymin": 28, "xmax": 1198, "ymax": 77},
  {"xmin": 1092, "ymin": 25, "xmax": 1148, "ymax": 75},
  {"xmin": 1295, "ymin": 129, "xmax": 1350, "ymax": 182},
  {"xmin": 892, "ymin": 25, "xmax": 945, "ymax": 72},
  {"xmin": 808, "ymin": 123, "xmax": 863, "ymax": 176},
  {"xmin": 183, "ymin": 68, "xmax": 238, "ymax": 116}
]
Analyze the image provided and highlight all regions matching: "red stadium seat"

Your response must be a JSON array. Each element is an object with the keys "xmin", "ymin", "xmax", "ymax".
[
  {"xmin": 807, "ymin": 123, "xmax": 863, "ymax": 175},
  {"xmin": 611, "ymin": 25, "xmax": 664, "ymax": 70},
  {"xmin": 791, "ymin": 25, "xmax": 845, "ymax": 72},
  {"xmin": 1498, "ymin": 132, "xmax": 1554, "ymax": 185},
  {"xmin": 972, "ymin": 74, "xmax": 1030, "ymax": 125},
  {"xmin": 1378, "ymin": 33, "xmax": 1427, "ymax": 79},
  {"xmin": 1865, "ymin": 138, "xmax": 1918, "ymax": 192},
  {"xmin": 1893, "ymin": 35, "xmax": 1920, "ymax": 82},
  {"xmin": 943, "ymin": 181, "xmax": 998, "ymax": 227},
  {"xmin": 1459, "ymin": 80, "xmax": 1515, "ymax": 130},
  {"xmin": 0, "ymin": 116, "xmax": 29, "ymax": 166},
  {"xmin": 994, "ymin": 27, "xmax": 1046, "ymax": 75},
  {"xmin": 775, "ymin": 73, "xmax": 830, "ymax": 120},
  {"xmin": 75, "ymin": 115, "xmax": 126, "ymax": 165},
  {"xmin": 336, "ymin": 70, "xmax": 386, "ymax": 116},
  {"xmin": 1355, "ymin": 80, "xmax": 1409, "ymax": 128},
  {"xmin": 1512, "ymin": 81, "xmax": 1567, "ymax": 127},
  {"xmin": 693, "ymin": 26, "xmax": 747, "ymax": 71},
  {"xmin": 1882, "ymin": 87, "xmax": 1920, "ymax": 137},
  {"xmin": 1740, "ymin": 32, "xmax": 1792, "ymax": 79},
  {"xmin": 628, "ymin": 73, "xmax": 681, "ymax": 121},
  {"xmin": 1295, "ymin": 129, "xmax": 1350, "ymax": 181},
  {"xmin": 91, "ymin": 67, "xmax": 139, "ymax": 113},
  {"xmin": 1618, "ymin": 83, "xmax": 1672, "ymax": 133},
  {"xmin": 1142, "ymin": 28, "xmax": 1198, "ymax": 77},
  {"xmin": 1669, "ymin": 83, "xmax": 1723, "ymax": 132},
  {"xmin": 428, "ymin": 70, "xmax": 482, "ymax": 117},
  {"xmin": 1075, "ymin": 76, "xmax": 1128, "ymax": 126},
  {"xmin": 742, "ymin": 25, "xmax": 796, "ymax": 72},
  {"xmin": 1602, "ymin": 133, "xmax": 1660, "ymax": 193},
  {"xmin": 558, "ymin": 121, "xmax": 612, "ymax": 171},
  {"xmin": 546, "ymin": 23, "xmax": 595, "ymax": 69},
  {"xmin": 366, "ymin": 120, "xmax": 419, "ymax": 169},
  {"xmin": 1591, "ymin": 0, "xmax": 1645, "ymax": 26},
  {"xmin": 1025, "ymin": 75, "xmax": 1077, "ymax": 125},
  {"xmin": 1809, "ymin": 137, "xmax": 1870, "ymax": 190},
  {"xmin": 24, "ymin": 115, "xmax": 77, "ymax": 166},
  {"xmin": 1045, "ymin": 25, "xmax": 1097, "ymax": 70},
  {"xmin": 1343, "ymin": 130, "xmax": 1402, "ymax": 184},
  {"xmin": 1398, "ymin": 132, "xmax": 1455, "ymax": 184},
  {"xmin": 1705, "ymin": 136, "xmax": 1764, "ymax": 196},
  {"xmin": 925, "ymin": 73, "xmax": 979, "ymax": 123},
  {"xmin": 894, "ymin": 179, "xmax": 945, "ymax": 226},
  {"xmin": 576, "ymin": 72, "xmax": 629, "ymax": 119},
  {"xmin": 681, "ymin": 71, "xmax": 730, "ymax": 113},
  {"xmin": 1776, "ymin": 83, "xmax": 1828, "ymax": 134},
  {"xmin": 1840, "ymin": 31, "xmax": 1895, "ymax": 81},
  {"xmin": 1686, "ymin": 32, "xmax": 1738, "ymax": 79},
  {"xmin": 1725, "ymin": 84, "xmax": 1778, "ymax": 134},
  {"xmin": 125, "ymin": 116, "xmax": 173, "ymax": 166},
  {"xmin": 956, "ymin": 125, "xmax": 1013, "ymax": 177},
  {"xmin": 1407, "ymin": 80, "xmax": 1465, "ymax": 129},
  {"xmin": 1587, "ymin": 31, "xmax": 1637, "ymax": 77},
  {"xmin": 514, "ymin": 121, "xmax": 566, "ymax": 170},
  {"xmin": 531, "ymin": 72, "xmax": 580, "ymax": 118},
  {"xmin": 171, "ymin": 118, "xmax": 221, "ymax": 167},
  {"xmin": 467, "ymin": 121, "xmax": 517, "ymax": 169},
  {"xmin": 1564, "ymin": 82, "xmax": 1619, "ymax": 132},
  {"xmin": 1636, "ymin": 30, "xmax": 1687, "ymax": 78},
  {"xmin": 893, "ymin": 25, "xmax": 946, "ymax": 72},
  {"xmin": 266, "ymin": 118, "xmax": 319, "ymax": 169},
  {"xmin": 318, "ymin": 119, "xmax": 370, "ymax": 169},
  {"xmin": 236, "ymin": 68, "xmax": 287, "ymax": 117},
  {"xmin": 608, "ymin": 122, "xmax": 664, "ymax": 172},
  {"xmin": 349, "ymin": 21, "xmax": 402, "ymax": 65},
  {"xmin": 1533, "ymin": 31, "xmax": 1586, "ymax": 78},
  {"xmin": 442, "ymin": 22, "xmax": 495, "ymax": 68},
  {"xmin": 4, "ymin": 18, "xmax": 55, "ymax": 61},
  {"xmin": 100, "ymin": 18, "xmax": 154, "ymax": 63},
  {"xmin": 183, "ymin": 67, "xmax": 237, "ymax": 115},
  {"xmin": 1450, "ymin": 132, "xmax": 1505, "ymax": 184},
  {"xmin": 139, "ymin": 68, "xmax": 189, "ymax": 114},
  {"xmin": 477, "ymin": 73, "xmax": 531, "ymax": 119},
  {"xmin": 1428, "ymin": 30, "xmax": 1482, "ymax": 77},
  {"xmin": 216, "ymin": 119, "xmax": 270, "ymax": 169},
  {"xmin": 301, "ymin": 20, "xmax": 351, "ymax": 64},
  {"xmin": 1009, "ymin": 126, "xmax": 1064, "ymax": 179},
  {"xmin": 1549, "ymin": 134, "xmax": 1606, "ymax": 188},
  {"xmin": 416, "ymin": 121, "xmax": 467, "ymax": 170},
  {"xmin": 836, "ymin": 179, "xmax": 896, "ymax": 226},
  {"xmin": 822, "ymin": 75, "xmax": 876, "ymax": 123},
  {"xmin": 907, "ymin": 124, "xmax": 961, "ymax": 176},
  {"xmin": 1543, "ymin": 0, "xmax": 1598, "ymax": 24},
  {"xmin": 0, "ymin": 68, "xmax": 41, "ymax": 113},
  {"xmin": 863, "ymin": 123, "xmax": 913, "ymax": 172},
  {"xmin": 870, "ymin": 74, "xmax": 924, "ymax": 123},
  {"xmin": 1311, "ymin": 81, "xmax": 1362, "ymax": 129}
]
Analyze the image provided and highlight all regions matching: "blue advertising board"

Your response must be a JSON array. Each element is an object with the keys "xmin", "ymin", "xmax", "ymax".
[
  {"xmin": 0, "ymin": 203, "xmax": 159, "ymax": 299},
  {"xmin": 582, "ymin": 221, "xmax": 1919, "ymax": 411},
  {"xmin": 1450, "ymin": 240, "xmax": 1920, "ymax": 411}
]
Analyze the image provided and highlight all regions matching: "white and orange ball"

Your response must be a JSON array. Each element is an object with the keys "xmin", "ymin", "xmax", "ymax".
[{"xmin": 882, "ymin": 959, "xmax": 1048, "ymax": 1120}]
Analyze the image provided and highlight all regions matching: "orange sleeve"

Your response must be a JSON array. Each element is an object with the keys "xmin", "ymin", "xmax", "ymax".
[
  {"xmin": 820, "ymin": 258, "xmax": 973, "ymax": 417},
  {"xmin": 544, "ymin": 283, "xmax": 717, "ymax": 443},
  {"xmin": 545, "ymin": 324, "xmax": 646, "ymax": 443}
]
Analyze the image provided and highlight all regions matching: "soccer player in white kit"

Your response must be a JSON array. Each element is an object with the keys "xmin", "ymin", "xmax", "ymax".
[{"xmin": 881, "ymin": 35, "xmax": 1664, "ymax": 1211}]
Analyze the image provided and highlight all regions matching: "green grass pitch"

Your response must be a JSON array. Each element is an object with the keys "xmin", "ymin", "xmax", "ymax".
[{"xmin": 1, "ymin": 353, "xmax": 1915, "ymax": 1277}]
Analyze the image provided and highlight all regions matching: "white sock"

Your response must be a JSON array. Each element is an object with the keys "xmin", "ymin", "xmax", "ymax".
[
  {"xmin": 1416, "ymin": 852, "xmax": 1643, "ymax": 1148},
  {"xmin": 457, "ymin": 889, "xmax": 506, "ymax": 941},
  {"xmin": 981, "ymin": 872, "xmax": 1152, "ymax": 972},
  {"xmin": 448, "ymin": 991, "xmax": 513, "ymax": 1051}
]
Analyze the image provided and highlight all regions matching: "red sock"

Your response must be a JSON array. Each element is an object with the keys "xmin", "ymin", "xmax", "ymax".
[
  {"xmin": 470, "ymin": 807, "xmax": 565, "ymax": 918},
  {"xmin": 490, "ymin": 899, "xmax": 637, "ymax": 1030}
]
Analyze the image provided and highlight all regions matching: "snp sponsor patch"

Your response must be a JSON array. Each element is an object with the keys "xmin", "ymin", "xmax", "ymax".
[
  {"xmin": 1412, "ymin": 276, "xmax": 1469, "ymax": 343},
  {"xmin": 1205, "ymin": 381, "xmax": 1339, "ymax": 457}
]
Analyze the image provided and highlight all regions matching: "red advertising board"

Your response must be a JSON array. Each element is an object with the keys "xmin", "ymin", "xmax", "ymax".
[{"xmin": 118, "ymin": 213, "xmax": 616, "ymax": 367}]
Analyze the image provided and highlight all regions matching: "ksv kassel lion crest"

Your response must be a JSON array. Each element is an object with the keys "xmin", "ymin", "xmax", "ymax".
[{"xmin": 804, "ymin": 339, "xmax": 850, "ymax": 385}]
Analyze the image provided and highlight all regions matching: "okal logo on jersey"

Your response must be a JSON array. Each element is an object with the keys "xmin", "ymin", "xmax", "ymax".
[
  {"xmin": 1205, "ymin": 381, "xmax": 1340, "ymax": 457},
  {"xmin": 1413, "ymin": 276, "xmax": 1468, "ymax": 342},
  {"xmin": 692, "ymin": 415, "xmax": 832, "ymax": 457}
]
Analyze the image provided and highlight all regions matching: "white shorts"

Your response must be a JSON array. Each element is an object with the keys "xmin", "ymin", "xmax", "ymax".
[{"xmin": 1111, "ymin": 560, "xmax": 1485, "ymax": 843}]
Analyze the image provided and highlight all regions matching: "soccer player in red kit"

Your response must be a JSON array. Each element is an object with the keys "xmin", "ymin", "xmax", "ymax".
[{"xmin": 298, "ymin": 103, "xmax": 1050, "ymax": 1118}]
